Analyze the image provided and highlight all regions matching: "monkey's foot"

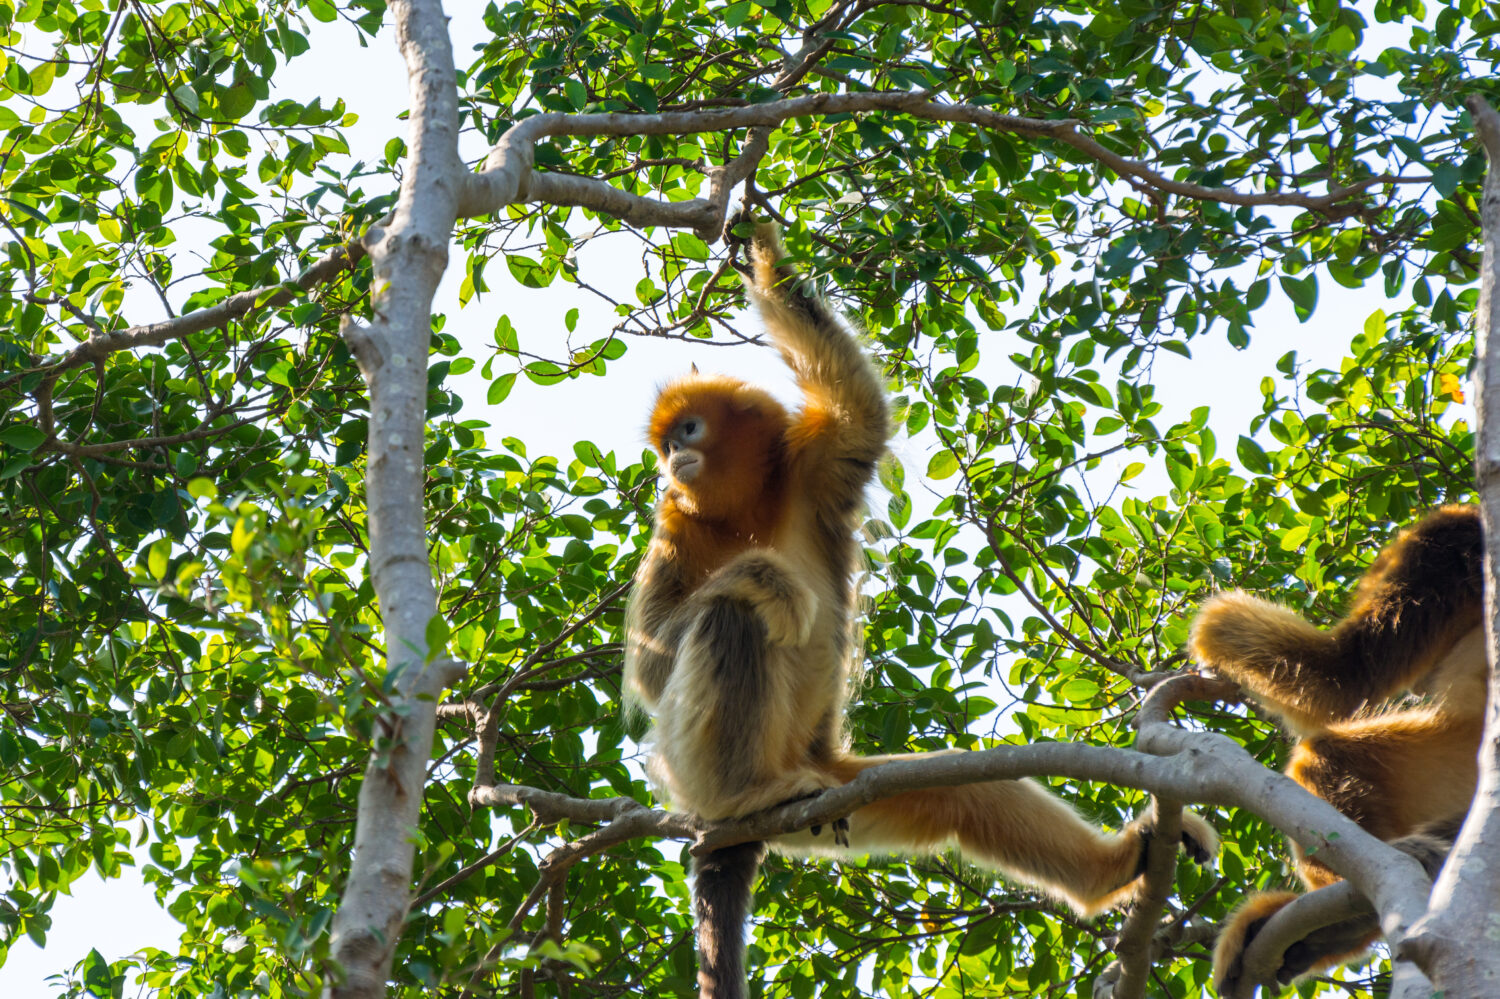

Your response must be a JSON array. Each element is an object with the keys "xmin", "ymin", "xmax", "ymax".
[
  {"xmin": 1212, "ymin": 892, "xmax": 1300, "ymax": 995},
  {"xmin": 772, "ymin": 787, "xmax": 851, "ymax": 847},
  {"xmin": 1132, "ymin": 809, "xmax": 1219, "ymax": 876},
  {"xmin": 810, "ymin": 816, "xmax": 851, "ymax": 847}
]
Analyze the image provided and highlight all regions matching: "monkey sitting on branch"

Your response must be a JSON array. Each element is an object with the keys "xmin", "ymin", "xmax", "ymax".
[
  {"xmin": 1193, "ymin": 505, "xmax": 1484, "ymax": 994},
  {"xmin": 623, "ymin": 218, "xmax": 1217, "ymax": 999}
]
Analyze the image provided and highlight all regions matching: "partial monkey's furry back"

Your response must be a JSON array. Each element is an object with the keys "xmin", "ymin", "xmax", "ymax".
[{"xmin": 1198, "ymin": 506, "xmax": 1486, "ymax": 992}]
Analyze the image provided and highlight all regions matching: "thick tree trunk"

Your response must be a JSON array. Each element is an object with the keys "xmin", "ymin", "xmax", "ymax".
[
  {"xmin": 324, "ymin": 1, "xmax": 466, "ymax": 996},
  {"xmin": 1401, "ymin": 95, "xmax": 1500, "ymax": 996}
]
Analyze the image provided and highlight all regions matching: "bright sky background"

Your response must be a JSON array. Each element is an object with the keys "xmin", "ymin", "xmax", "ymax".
[{"xmin": 0, "ymin": 3, "xmax": 1451, "ymax": 995}]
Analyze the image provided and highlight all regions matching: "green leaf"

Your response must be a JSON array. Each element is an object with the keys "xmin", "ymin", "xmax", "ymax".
[
  {"xmin": 425, "ymin": 615, "xmax": 450, "ymax": 659},
  {"xmin": 1431, "ymin": 163, "xmax": 1460, "ymax": 198},
  {"xmin": 1279, "ymin": 274, "xmax": 1318, "ymax": 321},
  {"xmin": 624, "ymin": 80, "xmax": 659, "ymax": 113},
  {"xmin": 171, "ymin": 84, "xmax": 201, "ymax": 116},
  {"xmin": 1236, "ymin": 436, "xmax": 1272, "ymax": 475},
  {"xmin": 926, "ymin": 450, "xmax": 960, "ymax": 480},
  {"xmin": 0, "ymin": 425, "xmax": 47, "ymax": 451},
  {"xmin": 1279, "ymin": 524, "xmax": 1310, "ymax": 551},
  {"xmin": 487, "ymin": 372, "xmax": 518, "ymax": 405},
  {"xmin": 147, "ymin": 538, "xmax": 172, "ymax": 580}
]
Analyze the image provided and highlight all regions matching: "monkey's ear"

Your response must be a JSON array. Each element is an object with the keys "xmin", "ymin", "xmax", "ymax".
[{"xmin": 691, "ymin": 362, "xmax": 700, "ymax": 374}]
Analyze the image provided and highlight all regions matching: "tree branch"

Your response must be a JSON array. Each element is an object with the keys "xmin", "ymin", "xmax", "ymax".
[
  {"xmin": 460, "ymin": 93, "xmax": 1415, "ymax": 235},
  {"xmin": 1401, "ymin": 94, "xmax": 1500, "ymax": 995},
  {"xmin": 1098, "ymin": 798, "xmax": 1185, "ymax": 999},
  {"xmin": 325, "ymin": 1, "xmax": 469, "ymax": 996},
  {"xmin": 1135, "ymin": 674, "xmax": 1436, "ymax": 991},
  {"xmin": 1226, "ymin": 881, "xmax": 1371, "ymax": 999},
  {"xmin": 14, "ymin": 242, "xmax": 364, "ymax": 382}
]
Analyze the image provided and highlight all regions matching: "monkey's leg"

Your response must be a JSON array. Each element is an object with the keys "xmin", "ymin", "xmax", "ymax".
[
  {"xmin": 1192, "ymin": 506, "xmax": 1481, "ymax": 730},
  {"xmin": 1286, "ymin": 708, "xmax": 1480, "ymax": 864},
  {"xmin": 1213, "ymin": 826, "xmax": 1455, "ymax": 994},
  {"xmin": 692, "ymin": 840, "xmax": 767, "ymax": 999},
  {"xmin": 945, "ymin": 780, "xmax": 1217, "ymax": 914},
  {"xmin": 1212, "ymin": 710, "xmax": 1474, "ymax": 994},
  {"xmin": 782, "ymin": 757, "xmax": 1216, "ymax": 916}
]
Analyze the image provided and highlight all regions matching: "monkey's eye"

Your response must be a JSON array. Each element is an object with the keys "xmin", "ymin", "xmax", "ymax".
[{"xmin": 679, "ymin": 417, "xmax": 706, "ymax": 443}]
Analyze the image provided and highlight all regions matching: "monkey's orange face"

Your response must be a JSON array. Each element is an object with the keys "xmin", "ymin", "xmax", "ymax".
[{"xmin": 649, "ymin": 374, "xmax": 789, "ymax": 518}]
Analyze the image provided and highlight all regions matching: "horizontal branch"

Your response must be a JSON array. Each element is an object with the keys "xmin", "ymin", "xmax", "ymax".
[
  {"xmin": 23, "ymin": 242, "xmax": 365, "ymax": 380},
  {"xmin": 469, "ymin": 782, "xmax": 701, "ymax": 839},
  {"xmin": 472, "ymin": 698, "xmax": 1435, "ymax": 903},
  {"xmin": 43, "ymin": 414, "xmax": 262, "ymax": 458},
  {"xmin": 527, "ymin": 171, "xmax": 720, "ymax": 233},
  {"xmin": 461, "ymin": 92, "xmax": 1413, "ymax": 233}
]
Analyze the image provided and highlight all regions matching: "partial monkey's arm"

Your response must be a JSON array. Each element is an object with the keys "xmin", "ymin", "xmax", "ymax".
[
  {"xmin": 623, "ymin": 545, "xmax": 687, "ymax": 712},
  {"xmin": 624, "ymin": 547, "xmax": 820, "ymax": 712},
  {"xmin": 739, "ymin": 223, "xmax": 890, "ymax": 489},
  {"xmin": 1191, "ymin": 505, "xmax": 1482, "ymax": 730}
]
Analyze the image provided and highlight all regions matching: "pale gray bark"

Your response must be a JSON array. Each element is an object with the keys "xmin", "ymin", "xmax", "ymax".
[
  {"xmin": 459, "ymin": 93, "xmax": 1415, "ymax": 239},
  {"xmin": 462, "ymin": 674, "xmax": 1435, "ymax": 990},
  {"xmin": 1091, "ymin": 798, "xmax": 1186, "ymax": 999},
  {"xmin": 323, "ymin": 1, "xmax": 467, "ymax": 996},
  {"xmin": 1400, "ymin": 95, "xmax": 1500, "ymax": 998}
]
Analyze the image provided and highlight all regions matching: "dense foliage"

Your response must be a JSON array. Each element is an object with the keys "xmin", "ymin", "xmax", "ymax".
[{"xmin": 0, "ymin": 0, "xmax": 1496, "ymax": 995}]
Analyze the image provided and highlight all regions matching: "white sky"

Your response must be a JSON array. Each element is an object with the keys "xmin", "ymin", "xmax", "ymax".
[{"xmin": 0, "ymin": 2, "xmax": 1450, "ymax": 994}]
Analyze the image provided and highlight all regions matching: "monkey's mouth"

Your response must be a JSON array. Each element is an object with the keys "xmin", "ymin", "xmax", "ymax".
[{"xmin": 671, "ymin": 455, "xmax": 701, "ymax": 482}]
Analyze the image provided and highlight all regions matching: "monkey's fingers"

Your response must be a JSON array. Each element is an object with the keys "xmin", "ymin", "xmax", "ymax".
[
  {"xmin": 724, "ymin": 209, "xmax": 757, "ymax": 273},
  {"xmin": 832, "ymin": 816, "xmax": 850, "ymax": 848},
  {"xmin": 1182, "ymin": 830, "xmax": 1212, "ymax": 865}
]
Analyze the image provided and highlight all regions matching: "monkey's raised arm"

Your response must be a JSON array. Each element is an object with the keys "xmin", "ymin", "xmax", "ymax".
[{"xmin": 742, "ymin": 225, "xmax": 890, "ymax": 492}]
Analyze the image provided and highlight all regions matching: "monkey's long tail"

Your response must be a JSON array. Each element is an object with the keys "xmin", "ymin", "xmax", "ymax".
[{"xmin": 692, "ymin": 839, "xmax": 767, "ymax": 999}]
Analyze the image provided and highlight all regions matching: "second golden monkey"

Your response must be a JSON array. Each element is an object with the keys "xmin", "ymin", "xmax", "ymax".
[
  {"xmin": 624, "ymin": 221, "xmax": 1217, "ymax": 999},
  {"xmin": 1194, "ymin": 505, "xmax": 1484, "ymax": 993}
]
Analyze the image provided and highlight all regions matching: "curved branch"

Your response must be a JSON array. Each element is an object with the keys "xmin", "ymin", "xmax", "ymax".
[
  {"xmin": 1226, "ymin": 881, "xmax": 1371, "ymax": 999},
  {"xmin": 1137, "ymin": 675, "xmax": 1435, "ymax": 995},
  {"xmin": 461, "ymin": 93, "xmax": 1415, "ymax": 231}
]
